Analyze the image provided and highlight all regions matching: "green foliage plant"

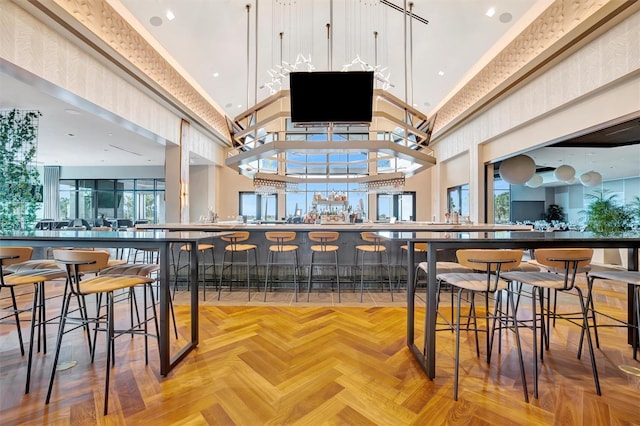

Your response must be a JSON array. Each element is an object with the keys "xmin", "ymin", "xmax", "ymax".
[
  {"xmin": 546, "ymin": 204, "xmax": 565, "ymax": 222},
  {"xmin": 581, "ymin": 190, "xmax": 633, "ymax": 235},
  {"xmin": 0, "ymin": 109, "xmax": 42, "ymax": 232}
]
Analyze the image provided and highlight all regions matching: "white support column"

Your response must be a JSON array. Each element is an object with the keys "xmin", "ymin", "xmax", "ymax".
[
  {"xmin": 469, "ymin": 143, "xmax": 484, "ymax": 224},
  {"xmin": 180, "ymin": 120, "xmax": 191, "ymax": 223},
  {"xmin": 164, "ymin": 143, "xmax": 181, "ymax": 223}
]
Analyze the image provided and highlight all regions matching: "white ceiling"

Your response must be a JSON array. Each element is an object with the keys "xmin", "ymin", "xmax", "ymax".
[
  {"xmin": 2, "ymin": 0, "xmax": 638, "ymax": 183},
  {"xmin": 115, "ymin": 0, "xmax": 546, "ymax": 118},
  {"xmin": 0, "ymin": 72, "xmax": 167, "ymax": 167}
]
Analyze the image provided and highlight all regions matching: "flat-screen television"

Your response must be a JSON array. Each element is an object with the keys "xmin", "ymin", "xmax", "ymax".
[{"xmin": 289, "ymin": 71, "xmax": 374, "ymax": 124}]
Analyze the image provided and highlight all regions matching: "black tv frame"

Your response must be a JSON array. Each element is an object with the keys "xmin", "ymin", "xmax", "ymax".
[{"xmin": 289, "ymin": 71, "xmax": 374, "ymax": 125}]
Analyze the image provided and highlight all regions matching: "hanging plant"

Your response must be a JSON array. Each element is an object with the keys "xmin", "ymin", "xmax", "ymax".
[{"xmin": 0, "ymin": 109, "xmax": 42, "ymax": 232}]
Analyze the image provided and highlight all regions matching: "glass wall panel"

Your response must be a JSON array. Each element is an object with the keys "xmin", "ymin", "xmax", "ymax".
[
  {"xmin": 118, "ymin": 180, "xmax": 134, "ymax": 190},
  {"xmin": 136, "ymin": 180, "xmax": 155, "ymax": 191},
  {"xmin": 239, "ymin": 192, "xmax": 257, "ymax": 220},
  {"xmin": 398, "ymin": 193, "xmax": 415, "ymax": 221},
  {"xmin": 78, "ymin": 187, "xmax": 93, "ymax": 221},
  {"xmin": 97, "ymin": 180, "xmax": 114, "ymax": 190},
  {"xmin": 117, "ymin": 191, "xmax": 134, "ymax": 219},
  {"xmin": 494, "ymin": 178, "xmax": 510, "ymax": 223},
  {"xmin": 58, "ymin": 180, "xmax": 75, "ymax": 220},
  {"xmin": 376, "ymin": 192, "xmax": 415, "ymax": 221},
  {"xmin": 57, "ymin": 179, "xmax": 165, "ymax": 225},
  {"xmin": 239, "ymin": 192, "xmax": 278, "ymax": 221},
  {"xmin": 285, "ymin": 191, "xmax": 307, "ymax": 218},
  {"xmin": 154, "ymin": 192, "xmax": 165, "ymax": 223},
  {"xmin": 261, "ymin": 194, "xmax": 277, "ymax": 220},
  {"xmin": 377, "ymin": 195, "xmax": 392, "ymax": 220}
]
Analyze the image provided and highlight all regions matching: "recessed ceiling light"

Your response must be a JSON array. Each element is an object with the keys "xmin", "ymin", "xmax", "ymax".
[
  {"xmin": 237, "ymin": 104, "xmax": 242, "ymax": 108},
  {"xmin": 225, "ymin": 103, "xmax": 233, "ymax": 108},
  {"xmin": 165, "ymin": 10, "xmax": 175, "ymax": 21},
  {"xmin": 149, "ymin": 16, "xmax": 162, "ymax": 26},
  {"xmin": 213, "ymin": 72, "xmax": 220, "ymax": 77},
  {"xmin": 438, "ymin": 71, "xmax": 445, "ymax": 76},
  {"xmin": 413, "ymin": 103, "xmax": 418, "ymax": 107},
  {"xmin": 499, "ymin": 12, "xmax": 513, "ymax": 23},
  {"xmin": 66, "ymin": 133, "xmax": 75, "ymax": 137},
  {"xmin": 64, "ymin": 109, "xmax": 80, "ymax": 115},
  {"xmin": 486, "ymin": 7, "xmax": 496, "ymax": 17}
]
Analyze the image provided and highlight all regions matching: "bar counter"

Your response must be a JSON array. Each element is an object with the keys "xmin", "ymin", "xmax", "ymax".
[
  {"xmin": 137, "ymin": 222, "xmax": 533, "ymax": 267},
  {"xmin": 137, "ymin": 221, "xmax": 533, "ymax": 233}
]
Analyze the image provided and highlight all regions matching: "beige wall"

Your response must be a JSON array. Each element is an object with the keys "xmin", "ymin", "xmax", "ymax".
[
  {"xmin": 404, "ymin": 168, "xmax": 434, "ymax": 221},
  {"xmin": 216, "ymin": 165, "xmax": 254, "ymax": 220},
  {"xmin": 189, "ymin": 165, "xmax": 217, "ymax": 222}
]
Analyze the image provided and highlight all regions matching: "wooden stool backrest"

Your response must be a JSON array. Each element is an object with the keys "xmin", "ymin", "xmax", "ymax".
[
  {"xmin": 309, "ymin": 232, "xmax": 339, "ymax": 244},
  {"xmin": 221, "ymin": 231, "xmax": 250, "ymax": 243},
  {"xmin": 265, "ymin": 232, "xmax": 296, "ymax": 243},
  {"xmin": 456, "ymin": 249, "xmax": 523, "ymax": 272},
  {"xmin": 0, "ymin": 246, "xmax": 34, "ymax": 266},
  {"xmin": 360, "ymin": 232, "xmax": 384, "ymax": 244},
  {"xmin": 53, "ymin": 249, "xmax": 110, "ymax": 273},
  {"xmin": 533, "ymin": 248, "xmax": 593, "ymax": 271}
]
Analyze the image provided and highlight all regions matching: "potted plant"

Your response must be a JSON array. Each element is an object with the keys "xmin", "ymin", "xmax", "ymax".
[
  {"xmin": 546, "ymin": 204, "xmax": 565, "ymax": 222},
  {"xmin": 581, "ymin": 190, "xmax": 633, "ymax": 235},
  {"xmin": 581, "ymin": 190, "xmax": 634, "ymax": 266}
]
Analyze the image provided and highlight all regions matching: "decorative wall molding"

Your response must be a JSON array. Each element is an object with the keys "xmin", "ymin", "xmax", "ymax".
[
  {"xmin": 38, "ymin": 0, "xmax": 230, "ymax": 144},
  {"xmin": 2, "ymin": 1, "xmax": 181, "ymax": 148},
  {"xmin": 433, "ymin": 8, "xmax": 640, "ymax": 165},
  {"xmin": 433, "ymin": 0, "xmax": 639, "ymax": 138}
]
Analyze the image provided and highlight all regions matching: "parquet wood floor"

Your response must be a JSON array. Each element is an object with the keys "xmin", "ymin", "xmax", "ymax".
[{"xmin": 1, "ymin": 277, "xmax": 639, "ymax": 425}]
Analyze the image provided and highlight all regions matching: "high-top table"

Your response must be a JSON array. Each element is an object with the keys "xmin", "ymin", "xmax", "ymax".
[
  {"xmin": 0, "ymin": 229, "xmax": 231, "ymax": 375},
  {"xmin": 377, "ymin": 230, "xmax": 640, "ymax": 379}
]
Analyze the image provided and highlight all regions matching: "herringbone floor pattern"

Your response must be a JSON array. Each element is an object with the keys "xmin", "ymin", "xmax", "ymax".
[{"xmin": 1, "ymin": 277, "xmax": 639, "ymax": 425}]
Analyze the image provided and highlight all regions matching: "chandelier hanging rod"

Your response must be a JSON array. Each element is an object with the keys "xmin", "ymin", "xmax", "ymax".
[{"xmin": 380, "ymin": 0, "xmax": 429, "ymax": 26}]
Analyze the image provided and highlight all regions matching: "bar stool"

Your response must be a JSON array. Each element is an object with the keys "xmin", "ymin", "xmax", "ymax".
[
  {"xmin": 307, "ymin": 232, "xmax": 341, "ymax": 302},
  {"xmin": 354, "ymin": 232, "xmax": 393, "ymax": 302},
  {"xmin": 218, "ymin": 232, "xmax": 258, "ymax": 301},
  {"xmin": 47, "ymin": 249, "xmax": 154, "ymax": 415},
  {"xmin": 437, "ymin": 249, "xmax": 529, "ymax": 402},
  {"xmin": 263, "ymin": 232, "xmax": 300, "ymax": 302},
  {"xmin": 414, "ymin": 254, "xmax": 474, "ymax": 332},
  {"xmin": 175, "ymin": 243, "xmax": 216, "ymax": 300},
  {"xmin": 99, "ymin": 262, "xmax": 178, "ymax": 343},
  {"xmin": 586, "ymin": 270, "xmax": 640, "ymax": 360},
  {"xmin": 398, "ymin": 242, "xmax": 428, "ymax": 289},
  {"xmin": 0, "ymin": 247, "xmax": 67, "ymax": 394},
  {"xmin": 501, "ymin": 248, "xmax": 599, "ymax": 398}
]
